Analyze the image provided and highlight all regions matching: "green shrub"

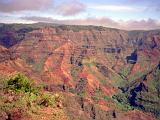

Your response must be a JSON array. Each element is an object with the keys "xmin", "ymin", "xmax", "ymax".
[
  {"xmin": 104, "ymin": 96, "xmax": 112, "ymax": 101},
  {"xmin": 112, "ymin": 94, "xmax": 132, "ymax": 111},
  {"xmin": 6, "ymin": 73, "xmax": 39, "ymax": 94},
  {"xmin": 38, "ymin": 92, "xmax": 55, "ymax": 107},
  {"xmin": 77, "ymin": 92, "xmax": 86, "ymax": 97},
  {"xmin": 69, "ymin": 88, "xmax": 76, "ymax": 94},
  {"xmin": 116, "ymin": 102, "xmax": 132, "ymax": 111},
  {"xmin": 91, "ymin": 96, "xmax": 99, "ymax": 101}
]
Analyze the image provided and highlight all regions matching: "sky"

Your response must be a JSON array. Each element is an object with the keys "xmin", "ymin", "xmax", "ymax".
[{"xmin": 0, "ymin": 0, "xmax": 160, "ymax": 30}]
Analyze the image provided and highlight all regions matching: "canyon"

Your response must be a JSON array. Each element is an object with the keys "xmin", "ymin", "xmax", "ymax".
[{"xmin": 0, "ymin": 23, "xmax": 160, "ymax": 120}]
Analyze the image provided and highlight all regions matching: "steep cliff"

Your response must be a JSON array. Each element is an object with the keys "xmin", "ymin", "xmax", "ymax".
[{"xmin": 0, "ymin": 23, "xmax": 160, "ymax": 120}]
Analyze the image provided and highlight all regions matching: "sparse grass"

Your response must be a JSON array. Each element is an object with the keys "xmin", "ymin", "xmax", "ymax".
[
  {"xmin": 138, "ymin": 54, "xmax": 151, "ymax": 71},
  {"xmin": 68, "ymin": 88, "xmax": 76, "ymax": 94},
  {"xmin": 129, "ymin": 71, "xmax": 144, "ymax": 81},
  {"xmin": 104, "ymin": 96, "xmax": 112, "ymax": 101},
  {"xmin": 38, "ymin": 92, "xmax": 63, "ymax": 107},
  {"xmin": 70, "ymin": 66, "xmax": 76, "ymax": 79},
  {"xmin": 70, "ymin": 64, "xmax": 83, "ymax": 81},
  {"xmin": 120, "ymin": 66, "xmax": 131, "ymax": 77},
  {"xmin": 83, "ymin": 59, "xmax": 107, "ymax": 85},
  {"xmin": 108, "ymin": 72, "xmax": 125, "ymax": 87},
  {"xmin": 91, "ymin": 96, "xmax": 99, "ymax": 101},
  {"xmin": 75, "ymin": 78, "xmax": 87, "ymax": 97},
  {"xmin": 77, "ymin": 92, "xmax": 86, "ymax": 97},
  {"xmin": 32, "ymin": 58, "xmax": 46, "ymax": 72},
  {"xmin": 115, "ymin": 101, "xmax": 132, "ymax": 111},
  {"xmin": 0, "ymin": 73, "xmax": 7, "ymax": 90},
  {"xmin": 112, "ymin": 94, "xmax": 132, "ymax": 111},
  {"xmin": 91, "ymin": 88, "xmax": 103, "ymax": 101}
]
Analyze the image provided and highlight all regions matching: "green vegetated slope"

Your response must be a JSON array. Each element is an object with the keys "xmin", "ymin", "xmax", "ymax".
[{"xmin": 0, "ymin": 73, "xmax": 66, "ymax": 120}]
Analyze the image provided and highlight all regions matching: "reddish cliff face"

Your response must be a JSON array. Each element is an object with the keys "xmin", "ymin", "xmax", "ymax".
[{"xmin": 0, "ymin": 24, "xmax": 160, "ymax": 120}]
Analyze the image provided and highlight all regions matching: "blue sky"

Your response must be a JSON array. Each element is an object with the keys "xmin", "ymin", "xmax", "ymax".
[{"xmin": 0, "ymin": 0, "xmax": 160, "ymax": 30}]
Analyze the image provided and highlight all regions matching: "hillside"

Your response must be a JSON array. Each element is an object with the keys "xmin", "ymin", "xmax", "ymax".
[{"xmin": 0, "ymin": 23, "xmax": 160, "ymax": 120}]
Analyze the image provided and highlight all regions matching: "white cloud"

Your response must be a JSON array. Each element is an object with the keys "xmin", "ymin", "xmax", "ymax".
[
  {"xmin": 55, "ymin": 0, "xmax": 86, "ymax": 16},
  {"xmin": 0, "ymin": 0, "xmax": 53, "ymax": 12},
  {"xmin": 88, "ymin": 4, "xmax": 144, "ymax": 12},
  {"xmin": 0, "ymin": 0, "xmax": 86, "ymax": 17}
]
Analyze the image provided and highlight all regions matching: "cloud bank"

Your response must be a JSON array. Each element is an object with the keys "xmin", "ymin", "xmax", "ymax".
[
  {"xmin": 0, "ymin": 0, "xmax": 53, "ymax": 12},
  {"xmin": 21, "ymin": 16, "xmax": 160, "ymax": 30},
  {"xmin": 0, "ymin": 0, "xmax": 86, "ymax": 16}
]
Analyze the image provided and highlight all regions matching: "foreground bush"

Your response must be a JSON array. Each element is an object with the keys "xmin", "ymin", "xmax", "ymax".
[
  {"xmin": 6, "ymin": 73, "xmax": 39, "ymax": 94},
  {"xmin": 0, "ymin": 73, "xmax": 63, "ymax": 119}
]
